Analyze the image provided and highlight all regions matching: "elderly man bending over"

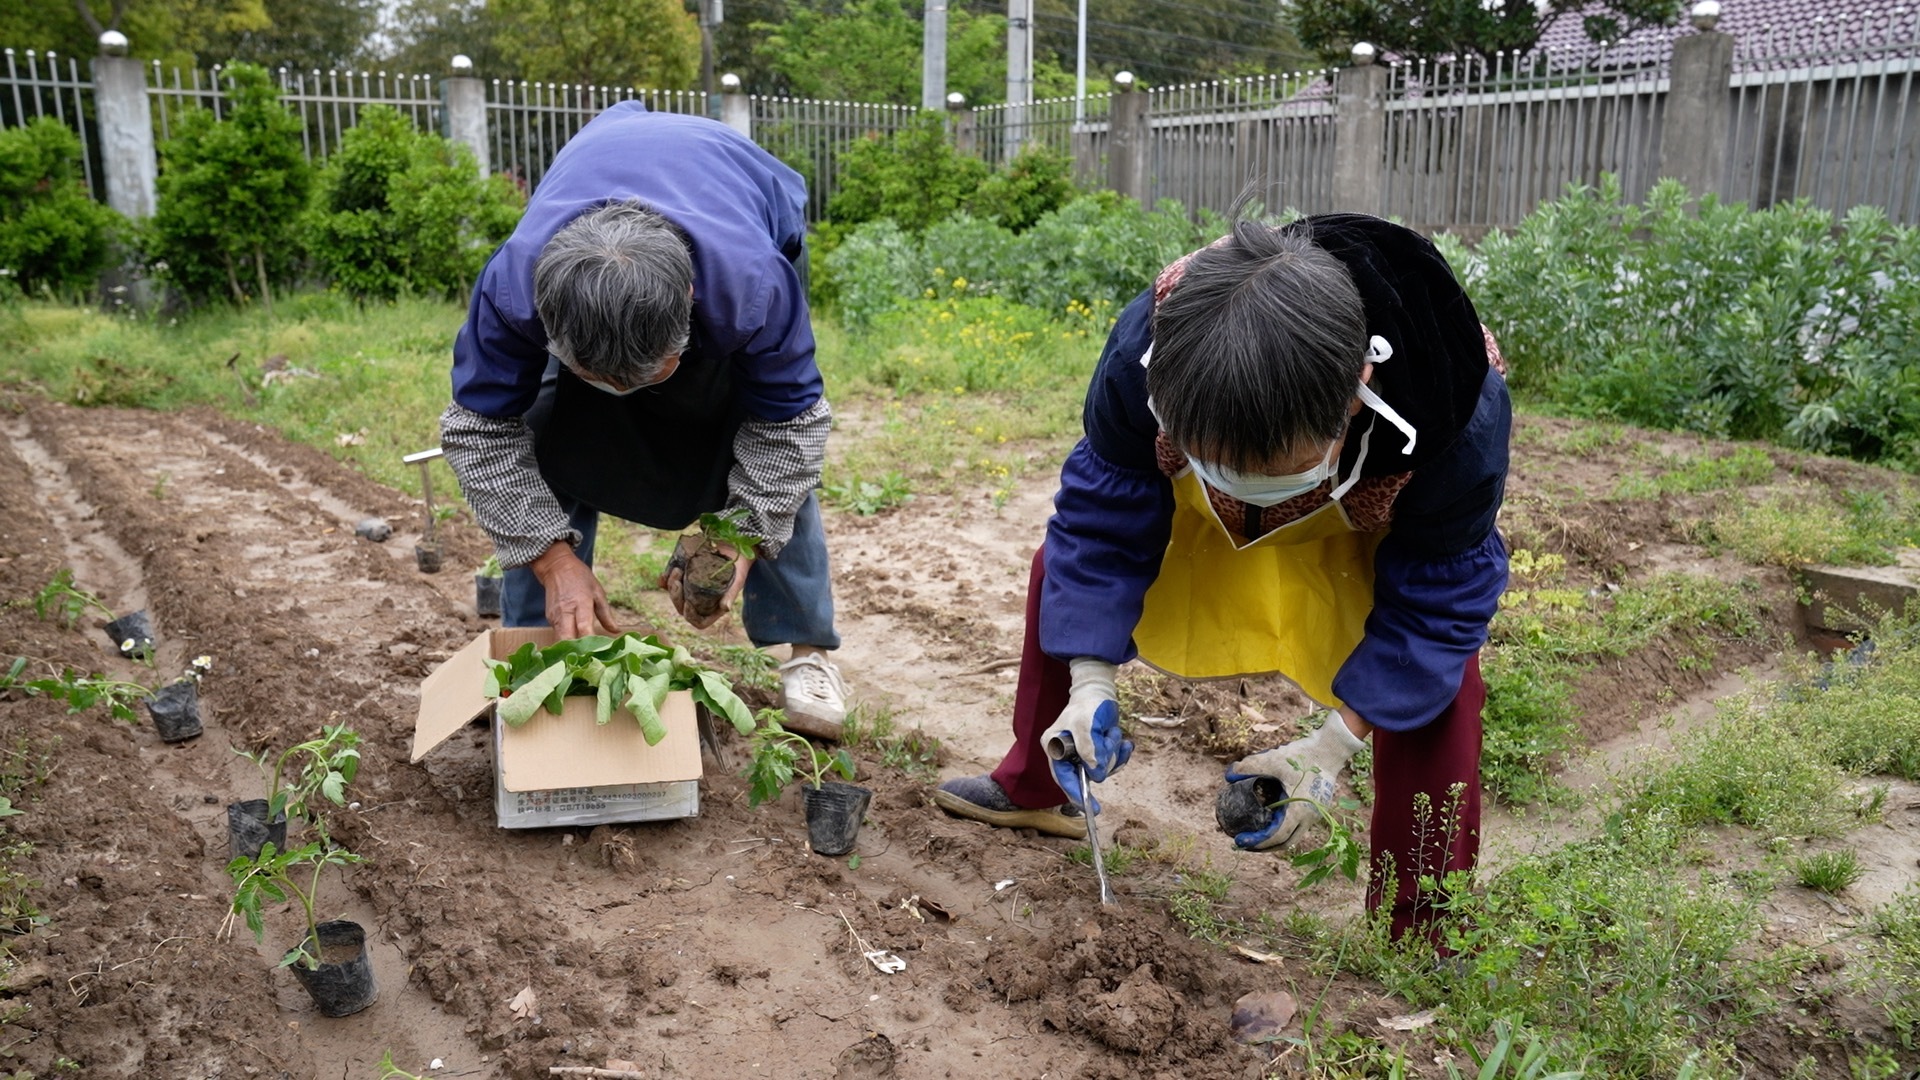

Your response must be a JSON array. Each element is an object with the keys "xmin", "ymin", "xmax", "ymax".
[{"xmin": 440, "ymin": 101, "xmax": 849, "ymax": 737}]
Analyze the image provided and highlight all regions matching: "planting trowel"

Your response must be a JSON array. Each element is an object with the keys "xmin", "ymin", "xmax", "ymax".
[{"xmin": 1076, "ymin": 759, "xmax": 1118, "ymax": 907}]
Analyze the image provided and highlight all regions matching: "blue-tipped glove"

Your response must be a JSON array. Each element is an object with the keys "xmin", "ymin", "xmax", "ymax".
[
  {"xmin": 1041, "ymin": 659, "xmax": 1134, "ymax": 814},
  {"xmin": 1224, "ymin": 712, "xmax": 1366, "ymax": 851}
]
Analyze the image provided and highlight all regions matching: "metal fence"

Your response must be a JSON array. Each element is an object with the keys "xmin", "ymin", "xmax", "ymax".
[
  {"xmin": 747, "ymin": 96, "xmax": 920, "ymax": 219},
  {"xmin": 1381, "ymin": 54, "xmax": 1667, "ymax": 232},
  {"xmin": 148, "ymin": 64, "xmax": 443, "ymax": 159},
  {"xmin": 1727, "ymin": 15, "xmax": 1920, "ymax": 222},
  {"xmin": 1, "ymin": 48, "xmax": 97, "ymax": 195},
  {"xmin": 5, "ymin": 14, "xmax": 1920, "ymax": 230},
  {"xmin": 1145, "ymin": 72, "xmax": 1338, "ymax": 215}
]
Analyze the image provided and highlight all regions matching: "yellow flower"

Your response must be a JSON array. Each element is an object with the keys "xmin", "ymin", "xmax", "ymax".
[
  {"xmin": 923, "ymin": 287, "xmax": 936, "ymax": 299},
  {"xmin": 952, "ymin": 277, "xmax": 968, "ymax": 290}
]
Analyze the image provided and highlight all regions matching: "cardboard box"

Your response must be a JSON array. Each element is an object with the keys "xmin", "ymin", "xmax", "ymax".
[{"xmin": 412, "ymin": 628, "xmax": 703, "ymax": 828}]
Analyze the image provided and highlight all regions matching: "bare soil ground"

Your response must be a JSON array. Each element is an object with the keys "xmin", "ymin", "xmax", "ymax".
[{"xmin": 0, "ymin": 400, "xmax": 1914, "ymax": 1079}]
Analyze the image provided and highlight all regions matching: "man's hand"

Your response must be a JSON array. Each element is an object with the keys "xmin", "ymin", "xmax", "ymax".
[
  {"xmin": 660, "ymin": 543, "xmax": 751, "ymax": 630},
  {"xmin": 530, "ymin": 541, "xmax": 620, "ymax": 639},
  {"xmin": 1224, "ymin": 709, "xmax": 1368, "ymax": 851}
]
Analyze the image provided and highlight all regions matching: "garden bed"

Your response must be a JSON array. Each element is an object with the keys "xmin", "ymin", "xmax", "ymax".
[{"xmin": 0, "ymin": 399, "xmax": 1915, "ymax": 1077}]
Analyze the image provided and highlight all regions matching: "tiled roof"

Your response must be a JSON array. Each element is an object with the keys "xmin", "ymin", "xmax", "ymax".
[{"xmin": 1531, "ymin": 0, "xmax": 1920, "ymax": 70}]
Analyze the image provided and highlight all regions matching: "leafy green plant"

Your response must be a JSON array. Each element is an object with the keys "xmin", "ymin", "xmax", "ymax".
[
  {"xmin": 236, "ymin": 722, "xmax": 362, "ymax": 825},
  {"xmin": 743, "ymin": 710, "xmax": 855, "ymax": 806},
  {"xmin": 1794, "ymin": 849, "xmax": 1865, "ymax": 895},
  {"xmin": 1287, "ymin": 795, "xmax": 1367, "ymax": 889},
  {"xmin": 822, "ymin": 470, "xmax": 913, "ymax": 515},
  {"xmin": 1, "ymin": 656, "xmax": 147, "ymax": 724},
  {"xmin": 841, "ymin": 703, "xmax": 942, "ymax": 778},
  {"xmin": 476, "ymin": 554, "xmax": 504, "ymax": 578},
  {"xmin": 482, "ymin": 632, "xmax": 755, "ymax": 744},
  {"xmin": 376, "ymin": 1052, "xmax": 428, "ymax": 1080},
  {"xmin": 968, "ymin": 142, "xmax": 1077, "ymax": 232},
  {"xmin": 696, "ymin": 508, "xmax": 762, "ymax": 560},
  {"xmin": 28, "ymin": 568, "xmax": 112, "ymax": 630},
  {"xmin": 0, "ymin": 117, "xmax": 120, "ymax": 296},
  {"xmin": 1441, "ymin": 1019, "xmax": 1584, "ymax": 1080},
  {"xmin": 150, "ymin": 63, "xmax": 310, "ymax": 310},
  {"xmin": 826, "ymin": 112, "xmax": 990, "ymax": 233},
  {"xmin": 225, "ymin": 840, "xmax": 364, "ymax": 970},
  {"xmin": 305, "ymin": 104, "xmax": 524, "ymax": 299}
]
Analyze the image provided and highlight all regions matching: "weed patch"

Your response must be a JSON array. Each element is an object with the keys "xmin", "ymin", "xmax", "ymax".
[{"xmin": 1702, "ymin": 486, "xmax": 1920, "ymax": 567}]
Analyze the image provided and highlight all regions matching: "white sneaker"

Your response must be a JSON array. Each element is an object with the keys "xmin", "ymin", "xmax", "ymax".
[{"xmin": 778, "ymin": 653, "xmax": 849, "ymax": 740}]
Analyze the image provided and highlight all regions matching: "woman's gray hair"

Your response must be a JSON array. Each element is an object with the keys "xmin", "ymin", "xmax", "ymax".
[
  {"xmin": 1147, "ymin": 218, "xmax": 1367, "ymax": 472},
  {"xmin": 534, "ymin": 200, "xmax": 693, "ymax": 384}
]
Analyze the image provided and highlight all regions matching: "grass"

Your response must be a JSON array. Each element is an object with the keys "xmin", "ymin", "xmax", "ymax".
[
  {"xmin": 1793, "ymin": 849, "xmax": 1866, "ymax": 894},
  {"xmin": 1701, "ymin": 486, "xmax": 1920, "ymax": 567},
  {"xmin": 1612, "ymin": 446, "xmax": 1776, "ymax": 498},
  {"xmin": 840, "ymin": 702, "xmax": 943, "ymax": 780},
  {"xmin": 1480, "ymin": 549, "xmax": 1769, "ymax": 804}
]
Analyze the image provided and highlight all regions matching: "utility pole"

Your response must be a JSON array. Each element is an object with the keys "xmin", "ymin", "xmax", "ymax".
[
  {"xmin": 1006, "ymin": 0, "xmax": 1032, "ymax": 157},
  {"xmin": 1074, "ymin": 0, "xmax": 1087, "ymax": 124},
  {"xmin": 922, "ymin": 0, "xmax": 948, "ymax": 111},
  {"xmin": 699, "ymin": 0, "xmax": 721, "ymax": 98}
]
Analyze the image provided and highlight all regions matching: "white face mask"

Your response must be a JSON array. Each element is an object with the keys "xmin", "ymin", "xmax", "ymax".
[
  {"xmin": 579, "ymin": 374, "xmax": 643, "ymax": 397},
  {"xmin": 1187, "ymin": 440, "xmax": 1338, "ymax": 507}
]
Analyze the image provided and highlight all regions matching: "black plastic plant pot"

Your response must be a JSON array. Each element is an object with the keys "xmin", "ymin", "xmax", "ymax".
[
  {"xmin": 227, "ymin": 799, "xmax": 288, "ymax": 861},
  {"xmin": 474, "ymin": 574, "xmax": 503, "ymax": 617},
  {"xmin": 146, "ymin": 679, "xmax": 202, "ymax": 742},
  {"xmin": 287, "ymin": 919, "xmax": 378, "ymax": 1017},
  {"xmin": 1215, "ymin": 775, "xmax": 1287, "ymax": 837},
  {"xmin": 414, "ymin": 541, "xmax": 444, "ymax": 574},
  {"xmin": 103, "ymin": 610, "xmax": 155, "ymax": 660},
  {"xmin": 803, "ymin": 781, "xmax": 873, "ymax": 856}
]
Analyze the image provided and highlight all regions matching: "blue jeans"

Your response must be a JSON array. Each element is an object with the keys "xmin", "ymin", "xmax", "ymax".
[{"xmin": 503, "ymin": 492, "xmax": 840, "ymax": 650}]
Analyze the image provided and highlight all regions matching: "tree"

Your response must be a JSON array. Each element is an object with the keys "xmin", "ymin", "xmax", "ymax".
[
  {"xmin": 207, "ymin": 0, "xmax": 379, "ymax": 71},
  {"xmin": 3, "ymin": 1, "xmax": 376, "ymax": 71},
  {"xmin": 1290, "ymin": 0, "xmax": 1685, "ymax": 67},
  {"xmin": 380, "ymin": 0, "xmax": 512, "ymax": 77},
  {"xmin": 149, "ymin": 62, "xmax": 309, "ymax": 308},
  {"xmin": 492, "ymin": 0, "xmax": 700, "ymax": 89},
  {"xmin": 753, "ymin": 0, "xmax": 1005, "ymax": 104}
]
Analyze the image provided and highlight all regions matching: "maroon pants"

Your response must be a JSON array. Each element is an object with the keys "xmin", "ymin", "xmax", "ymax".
[{"xmin": 991, "ymin": 549, "xmax": 1485, "ymax": 941}]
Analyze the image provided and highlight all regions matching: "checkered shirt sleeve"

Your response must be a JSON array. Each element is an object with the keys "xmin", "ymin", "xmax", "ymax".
[
  {"xmin": 728, "ymin": 396, "xmax": 831, "ymax": 556},
  {"xmin": 439, "ymin": 403, "xmax": 582, "ymax": 569}
]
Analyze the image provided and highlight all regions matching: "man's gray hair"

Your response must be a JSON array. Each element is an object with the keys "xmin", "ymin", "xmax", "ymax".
[{"xmin": 534, "ymin": 200, "xmax": 694, "ymax": 385}]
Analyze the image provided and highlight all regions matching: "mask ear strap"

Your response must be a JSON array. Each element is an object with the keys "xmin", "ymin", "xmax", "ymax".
[
  {"xmin": 1356, "ymin": 383, "xmax": 1417, "ymax": 455},
  {"xmin": 1330, "ymin": 420, "xmax": 1372, "ymax": 500}
]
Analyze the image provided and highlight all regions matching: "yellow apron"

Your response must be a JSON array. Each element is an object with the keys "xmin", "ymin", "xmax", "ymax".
[{"xmin": 1134, "ymin": 468, "xmax": 1384, "ymax": 707}]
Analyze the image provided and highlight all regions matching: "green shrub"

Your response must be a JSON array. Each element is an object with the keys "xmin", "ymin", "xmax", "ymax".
[
  {"xmin": 919, "ymin": 213, "xmax": 1016, "ymax": 296},
  {"xmin": 823, "ymin": 219, "xmax": 925, "ymax": 329},
  {"xmin": 150, "ymin": 63, "xmax": 310, "ymax": 308},
  {"xmin": 826, "ymin": 112, "xmax": 989, "ymax": 233},
  {"xmin": 1460, "ymin": 176, "xmax": 1920, "ymax": 467},
  {"xmin": 0, "ymin": 118, "xmax": 120, "ymax": 296},
  {"xmin": 968, "ymin": 142, "xmax": 1076, "ymax": 232},
  {"xmin": 306, "ymin": 105, "xmax": 524, "ymax": 299},
  {"xmin": 1002, "ymin": 194, "xmax": 1216, "ymax": 310}
]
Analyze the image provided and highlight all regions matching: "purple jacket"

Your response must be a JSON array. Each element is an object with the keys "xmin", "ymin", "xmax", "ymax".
[{"xmin": 450, "ymin": 102, "xmax": 820, "ymax": 423}]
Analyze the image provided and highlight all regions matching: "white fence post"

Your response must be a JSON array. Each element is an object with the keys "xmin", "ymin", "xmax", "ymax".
[
  {"xmin": 443, "ymin": 55, "xmax": 489, "ymax": 178},
  {"xmin": 91, "ymin": 32, "xmax": 155, "ymax": 219},
  {"xmin": 1663, "ymin": 13, "xmax": 1737, "ymax": 199},
  {"xmin": 720, "ymin": 73, "xmax": 751, "ymax": 138},
  {"xmin": 1107, "ymin": 71, "xmax": 1149, "ymax": 203},
  {"xmin": 1331, "ymin": 44, "xmax": 1388, "ymax": 216}
]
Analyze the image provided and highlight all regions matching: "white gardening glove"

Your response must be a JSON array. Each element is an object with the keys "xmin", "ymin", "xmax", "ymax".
[
  {"xmin": 1224, "ymin": 711, "xmax": 1367, "ymax": 851},
  {"xmin": 1039, "ymin": 659, "xmax": 1132, "ymax": 810}
]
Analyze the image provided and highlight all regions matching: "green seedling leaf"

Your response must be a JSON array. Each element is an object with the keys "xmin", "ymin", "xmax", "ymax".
[
  {"xmin": 847, "ymin": 854, "xmax": 861, "ymax": 870},
  {"xmin": 829, "ymin": 748, "xmax": 857, "ymax": 781},
  {"xmin": 625, "ymin": 673, "xmax": 670, "ymax": 746},
  {"xmin": 596, "ymin": 672, "xmax": 613, "ymax": 726},
  {"xmin": 693, "ymin": 671, "xmax": 755, "ymax": 734},
  {"xmin": 500, "ymin": 661, "xmax": 569, "ymax": 726}
]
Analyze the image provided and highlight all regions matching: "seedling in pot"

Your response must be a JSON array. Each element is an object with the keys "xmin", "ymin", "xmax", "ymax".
[
  {"xmin": 481, "ymin": 632, "xmax": 756, "ymax": 745},
  {"xmin": 669, "ymin": 509, "xmax": 763, "ymax": 622},
  {"xmin": 745, "ymin": 710, "xmax": 871, "ymax": 856},
  {"xmin": 226, "ymin": 841, "xmax": 364, "ymax": 970},
  {"xmin": 226, "ymin": 840, "xmax": 378, "ymax": 1016},
  {"xmin": 231, "ymin": 722, "xmax": 360, "ymax": 856},
  {"xmin": 147, "ymin": 654, "xmax": 215, "ymax": 743},
  {"xmin": 744, "ymin": 710, "xmax": 857, "ymax": 806},
  {"xmin": 474, "ymin": 555, "xmax": 504, "ymax": 618}
]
